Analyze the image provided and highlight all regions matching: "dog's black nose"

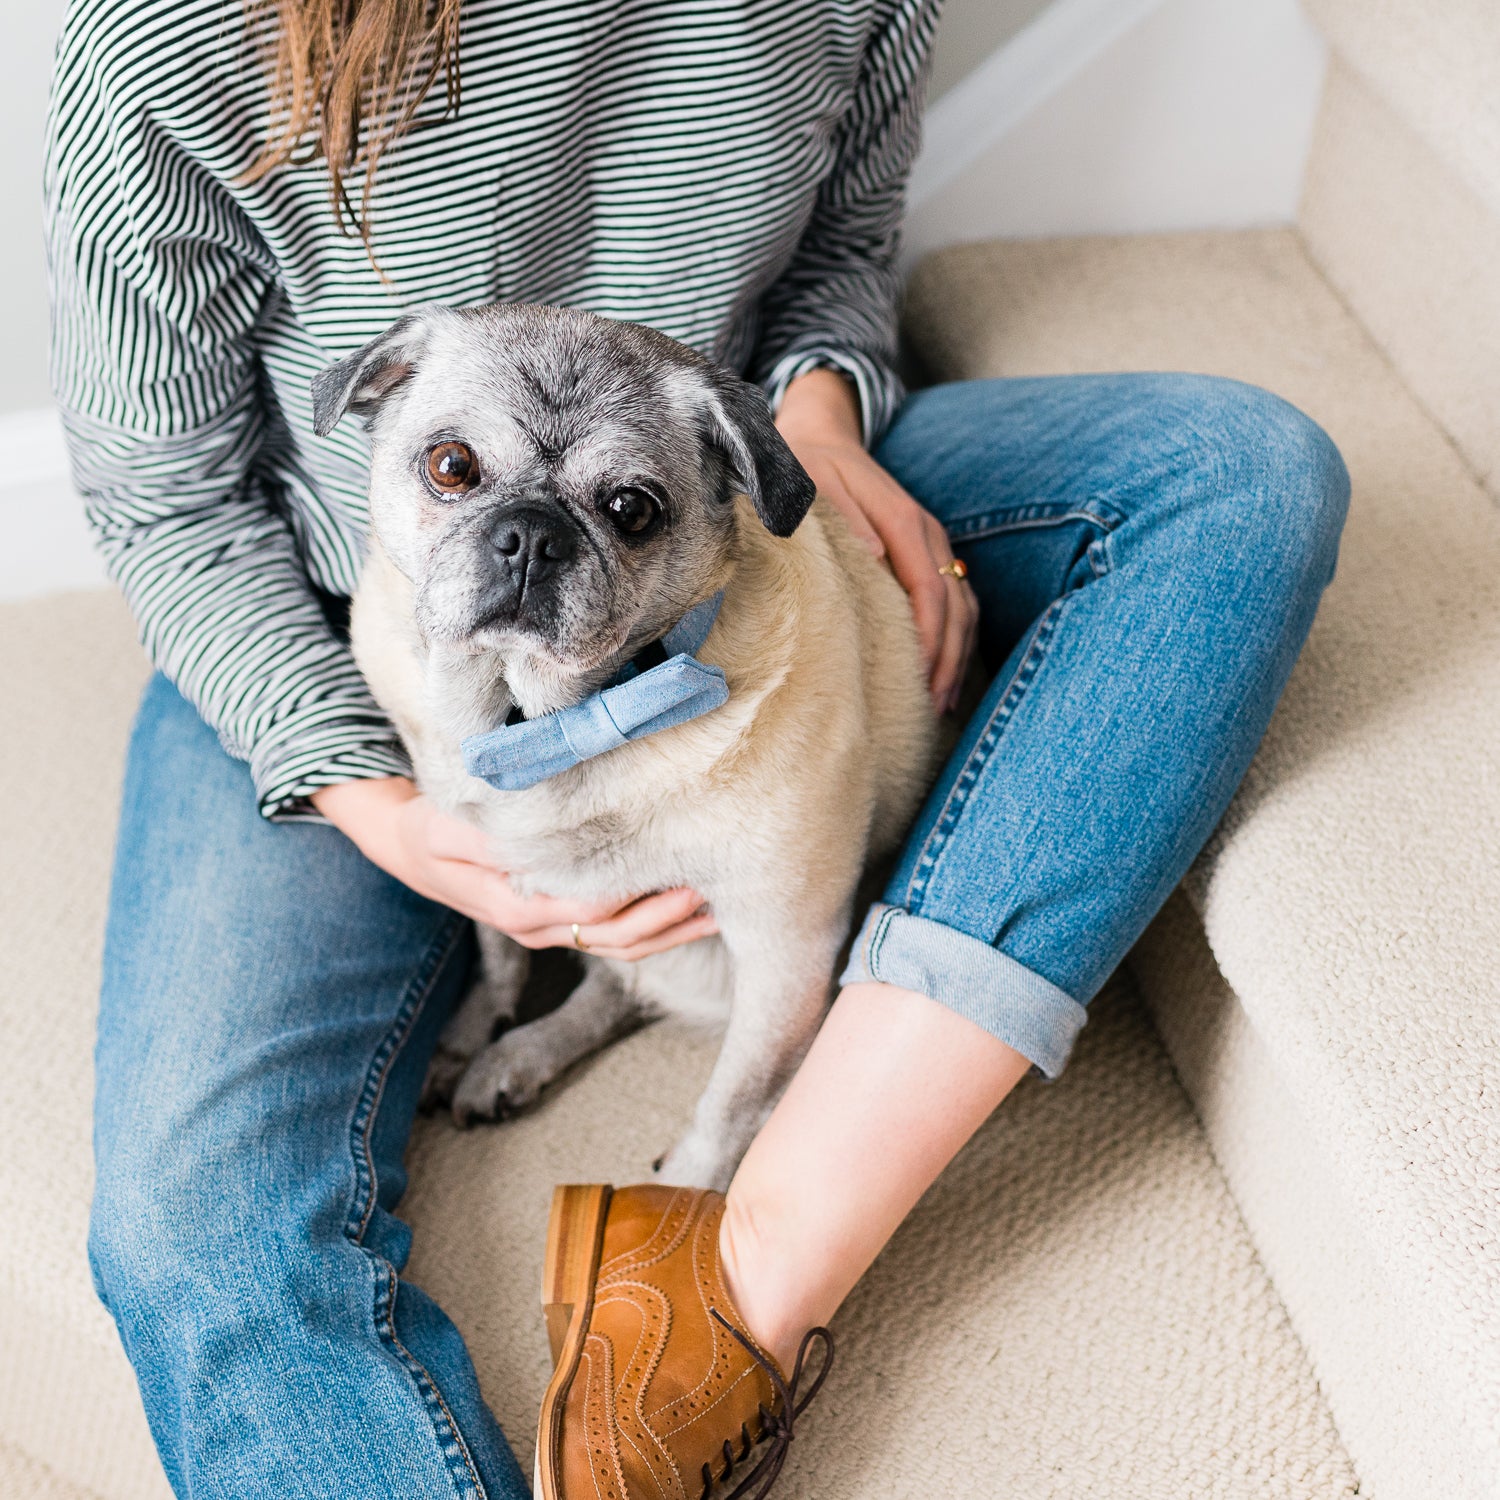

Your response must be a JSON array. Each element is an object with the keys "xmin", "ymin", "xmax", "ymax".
[{"xmin": 490, "ymin": 507, "xmax": 577, "ymax": 593}]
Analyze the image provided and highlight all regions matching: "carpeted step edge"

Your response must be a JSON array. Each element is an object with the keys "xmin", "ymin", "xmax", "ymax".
[{"xmin": 1131, "ymin": 893, "xmax": 1498, "ymax": 1500}]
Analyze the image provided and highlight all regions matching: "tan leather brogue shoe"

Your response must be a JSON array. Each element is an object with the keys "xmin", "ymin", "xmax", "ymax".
[{"xmin": 536, "ymin": 1184, "xmax": 832, "ymax": 1500}]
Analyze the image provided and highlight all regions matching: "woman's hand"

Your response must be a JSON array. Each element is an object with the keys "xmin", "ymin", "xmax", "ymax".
[
  {"xmin": 775, "ymin": 368, "xmax": 978, "ymax": 714},
  {"xmin": 312, "ymin": 776, "xmax": 717, "ymax": 961}
]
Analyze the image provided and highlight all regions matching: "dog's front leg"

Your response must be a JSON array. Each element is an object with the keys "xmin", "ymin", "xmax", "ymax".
[
  {"xmin": 448, "ymin": 961, "xmax": 645, "ymax": 1126},
  {"xmin": 653, "ymin": 924, "xmax": 841, "ymax": 1192},
  {"xmin": 422, "ymin": 925, "xmax": 529, "ymax": 1111}
]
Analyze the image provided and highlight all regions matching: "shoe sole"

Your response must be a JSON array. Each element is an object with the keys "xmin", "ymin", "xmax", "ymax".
[{"xmin": 535, "ymin": 1183, "xmax": 613, "ymax": 1500}]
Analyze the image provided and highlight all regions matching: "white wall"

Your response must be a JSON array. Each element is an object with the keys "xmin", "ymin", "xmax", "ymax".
[
  {"xmin": 0, "ymin": 0, "xmax": 100, "ymax": 598},
  {"xmin": 929, "ymin": 0, "xmax": 1056, "ymax": 101},
  {"xmin": 905, "ymin": 0, "xmax": 1327, "ymax": 261},
  {"xmin": 3, "ymin": 0, "xmax": 69, "ymax": 416}
]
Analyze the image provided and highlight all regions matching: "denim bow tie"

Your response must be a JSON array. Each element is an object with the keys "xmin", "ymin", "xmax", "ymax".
[{"xmin": 461, "ymin": 592, "xmax": 728, "ymax": 792}]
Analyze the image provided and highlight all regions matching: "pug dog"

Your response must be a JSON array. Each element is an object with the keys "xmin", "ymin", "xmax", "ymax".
[{"xmin": 313, "ymin": 303, "xmax": 939, "ymax": 1191}]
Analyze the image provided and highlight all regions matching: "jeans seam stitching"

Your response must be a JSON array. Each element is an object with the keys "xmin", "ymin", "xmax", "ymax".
[
  {"xmin": 345, "ymin": 914, "xmax": 486, "ymax": 1500},
  {"xmin": 375, "ymin": 1260, "xmax": 488, "ymax": 1500},
  {"xmin": 347, "ymin": 916, "xmax": 467, "ymax": 1245},
  {"xmin": 902, "ymin": 596, "xmax": 1069, "ymax": 912},
  {"xmin": 864, "ymin": 905, "xmax": 896, "ymax": 978}
]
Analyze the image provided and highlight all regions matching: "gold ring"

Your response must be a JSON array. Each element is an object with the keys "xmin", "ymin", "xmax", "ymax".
[
  {"xmin": 571, "ymin": 922, "xmax": 589, "ymax": 951},
  {"xmin": 938, "ymin": 558, "xmax": 969, "ymax": 580}
]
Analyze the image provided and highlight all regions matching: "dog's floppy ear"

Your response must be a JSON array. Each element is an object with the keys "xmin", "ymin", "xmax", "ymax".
[
  {"xmin": 702, "ymin": 371, "xmax": 817, "ymax": 537},
  {"xmin": 311, "ymin": 309, "xmax": 436, "ymax": 436}
]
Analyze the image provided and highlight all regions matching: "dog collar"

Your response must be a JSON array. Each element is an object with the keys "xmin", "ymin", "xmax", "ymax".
[{"xmin": 460, "ymin": 591, "xmax": 729, "ymax": 792}]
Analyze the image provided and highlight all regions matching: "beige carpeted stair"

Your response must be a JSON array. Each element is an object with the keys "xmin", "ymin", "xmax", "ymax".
[
  {"xmin": 903, "ymin": 216, "xmax": 1500, "ymax": 1500},
  {"xmin": 0, "ymin": 1443, "xmax": 100, "ymax": 1500},
  {"xmin": 902, "ymin": 13, "xmax": 1500, "ymax": 1490},
  {"xmin": 1300, "ymin": 59, "xmax": 1500, "ymax": 502}
]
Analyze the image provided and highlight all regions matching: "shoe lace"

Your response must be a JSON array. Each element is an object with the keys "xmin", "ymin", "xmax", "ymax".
[{"xmin": 700, "ymin": 1309, "xmax": 834, "ymax": 1500}]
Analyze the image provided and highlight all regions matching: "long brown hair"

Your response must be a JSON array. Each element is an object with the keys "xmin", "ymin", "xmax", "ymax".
[{"xmin": 242, "ymin": 0, "xmax": 463, "ymax": 252}]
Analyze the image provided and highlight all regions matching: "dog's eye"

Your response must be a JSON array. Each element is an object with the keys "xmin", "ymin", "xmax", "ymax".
[
  {"xmin": 426, "ymin": 441, "xmax": 480, "ymax": 493},
  {"xmin": 603, "ymin": 486, "xmax": 661, "ymax": 536}
]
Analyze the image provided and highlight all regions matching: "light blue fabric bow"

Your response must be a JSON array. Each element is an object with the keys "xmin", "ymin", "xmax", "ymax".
[{"xmin": 461, "ymin": 592, "xmax": 728, "ymax": 792}]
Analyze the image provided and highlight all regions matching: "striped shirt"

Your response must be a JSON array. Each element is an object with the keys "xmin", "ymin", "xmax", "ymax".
[{"xmin": 45, "ymin": 0, "xmax": 939, "ymax": 818}]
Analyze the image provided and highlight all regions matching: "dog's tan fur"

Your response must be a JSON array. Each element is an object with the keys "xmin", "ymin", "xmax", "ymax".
[{"xmin": 353, "ymin": 493, "xmax": 937, "ymax": 1188}]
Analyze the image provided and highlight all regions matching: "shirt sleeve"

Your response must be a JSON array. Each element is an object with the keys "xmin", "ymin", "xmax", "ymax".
[
  {"xmin": 751, "ymin": 0, "xmax": 941, "ymax": 448},
  {"xmin": 44, "ymin": 24, "xmax": 409, "ymax": 821}
]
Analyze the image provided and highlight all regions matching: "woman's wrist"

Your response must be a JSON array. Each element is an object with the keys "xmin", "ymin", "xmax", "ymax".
[
  {"xmin": 311, "ymin": 775, "xmax": 419, "ymax": 865},
  {"xmin": 776, "ymin": 367, "xmax": 863, "ymax": 450}
]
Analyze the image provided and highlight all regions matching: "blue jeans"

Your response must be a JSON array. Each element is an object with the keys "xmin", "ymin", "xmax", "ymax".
[
  {"xmin": 91, "ymin": 374, "xmax": 1348, "ymax": 1497},
  {"xmin": 842, "ymin": 373, "xmax": 1349, "ymax": 1074}
]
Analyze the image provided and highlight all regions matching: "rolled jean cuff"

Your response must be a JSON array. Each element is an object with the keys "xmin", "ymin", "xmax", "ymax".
[{"xmin": 838, "ymin": 903, "xmax": 1088, "ymax": 1079}]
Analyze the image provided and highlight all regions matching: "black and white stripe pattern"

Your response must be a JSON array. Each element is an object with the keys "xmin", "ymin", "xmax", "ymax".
[{"xmin": 45, "ymin": 0, "xmax": 939, "ymax": 818}]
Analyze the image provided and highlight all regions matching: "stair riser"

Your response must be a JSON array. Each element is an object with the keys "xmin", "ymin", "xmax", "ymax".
[
  {"xmin": 1300, "ymin": 60, "xmax": 1500, "ymax": 498},
  {"xmin": 1303, "ymin": 0, "xmax": 1500, "ymax": 223}
]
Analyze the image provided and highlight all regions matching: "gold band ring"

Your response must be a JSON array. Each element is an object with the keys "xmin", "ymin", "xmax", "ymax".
[
  {"xmin": 938, "ymin": 558, "xmax": 969, "ymax": 580},
  {"xmin": 571, "ymin": 922, "xmax": 590, "ymax": 951}
]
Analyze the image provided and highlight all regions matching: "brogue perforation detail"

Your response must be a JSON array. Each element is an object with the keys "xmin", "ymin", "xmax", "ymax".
[
  {"xmin": 602, "ymin": 1191, "xmax": 693, "ymax": 1281},
  {"xmin": 548, "ymin": 1188, "xmax": 831, "ymax": 1500}
]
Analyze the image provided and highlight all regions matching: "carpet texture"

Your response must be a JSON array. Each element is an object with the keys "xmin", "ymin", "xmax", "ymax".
[
  {"xmin": 0, "ymin": 592, "xmax": 166, "ymax": 1500},
  {"xmin": 904, "ymin": 227, "xmax": 1500, "ymax": 1498},
  {"xmin": 0, "ymin": 1442, "xmax": 98, "ymax": 1500},
  {"xmin": 1133, "ymin": 894, "xmax": 1473, "ymax": 1500}
]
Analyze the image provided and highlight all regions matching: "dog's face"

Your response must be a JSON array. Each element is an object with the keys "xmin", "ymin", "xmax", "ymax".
[{"xmin": 313, "ymin": 304, "xmax": 815, "ymax": 711}]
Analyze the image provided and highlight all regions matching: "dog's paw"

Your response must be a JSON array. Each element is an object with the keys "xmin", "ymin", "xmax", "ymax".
[
  {"xmin": 419, "ymin": 1047, "xmax": 470, "ymax": 1114},
  {"xmin": 652, "ymin": 1133, "xmax": 735, "ymax": 1193},
  {"xmin": 448, "ymin": 1028, "xmax": 556, "ymax": 1127}
]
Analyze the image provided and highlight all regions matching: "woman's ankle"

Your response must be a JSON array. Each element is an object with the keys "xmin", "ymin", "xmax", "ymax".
[{"xmin": 718, "ymin": 1187, "xmax": 813, "ymax": 1374}]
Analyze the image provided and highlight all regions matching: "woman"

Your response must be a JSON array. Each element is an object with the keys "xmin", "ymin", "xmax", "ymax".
[{"xmin": 46, "ymin": 0, "xmax": 1349, "ymax": 1496}]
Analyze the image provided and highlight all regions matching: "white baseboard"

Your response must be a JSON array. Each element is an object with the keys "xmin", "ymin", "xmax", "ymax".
[
  {"xmin": 0, "ymin": 407, "xmax": 107, "ymax": 603},
  {"xmin": 0, "ymin": 406, "xmax": 70, "ymax": 487}
]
